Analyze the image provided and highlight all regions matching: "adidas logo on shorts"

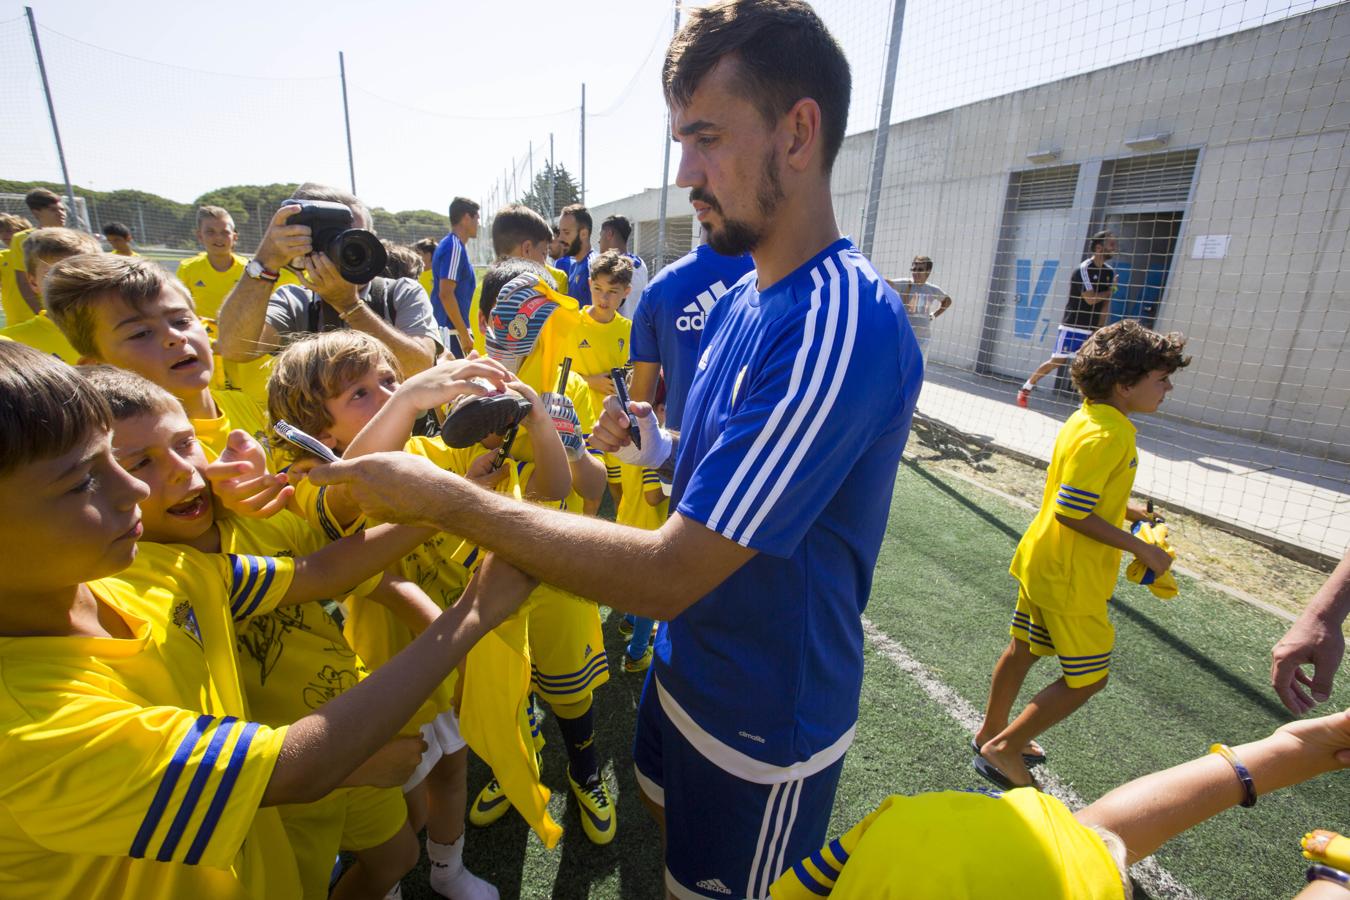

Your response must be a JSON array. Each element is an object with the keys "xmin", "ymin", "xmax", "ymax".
[
  {"xmin": 676, "ymin": 279, "xmax": 731, "ymax": 332},
  {"xmin": 695, "ymin": 878, "xmax": 733, "ymax": 894}
]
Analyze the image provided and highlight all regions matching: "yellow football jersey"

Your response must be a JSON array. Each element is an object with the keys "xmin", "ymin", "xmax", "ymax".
[
  {"xmin": 1009, "ymin": 402, "xmax": 1138, "ymax": 612},
  {"xmin": 615, "ymin": 463, "xmax": 667, "ymax": 532},
  {"xmin": 770, "ymin": 788, "xmax": 1124, "ymax": 900},
  {"xmin": 193, "ymin": 386, "xmax": 271, "ymax": 463},
  {"xmin": 565, "ymin": 311, "xmax": 631, "ymax": 377},
  {"xmin": 418, "ymin": 268, "xmax": 434, "ymax": 300},
  {"xmin": 178, "ymin": 252, "xmax": 248, "ymax": 321},
  {"xmin": 0, "ymin": 545, "xmax": 301, "ymax": 899},
  {"xmin": 0, "ymin": 310, "xmax": 78, "ymax": 363},
  {"xmin": 2, "ymin": 231, "xmax": 35, "ymax": 326}
]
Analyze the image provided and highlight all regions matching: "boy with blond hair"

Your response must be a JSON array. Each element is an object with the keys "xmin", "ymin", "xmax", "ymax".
[
  {"xmin": 44, "ymin": 253, "xmax": 270, "ymax": 459},
  {"xmin": 0, "ymin": 342, "xmax": 529, "ymax": 900},
  {"xmin": 0, "ymin": 227, "xmax": 101, "ymax": 362},
  {"xmin": 975, "ymin": 320, "xmax": 1190, "ymax": 790}
]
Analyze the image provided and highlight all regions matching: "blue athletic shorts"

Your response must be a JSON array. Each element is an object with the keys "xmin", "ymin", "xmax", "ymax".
[
  {"xmin": 633, "ymin": 672, "xmax": 846, "ymax": 900},
  {"xmin": 1052, "ymin": 325, "xmax": 1094, "ymax": 359}
]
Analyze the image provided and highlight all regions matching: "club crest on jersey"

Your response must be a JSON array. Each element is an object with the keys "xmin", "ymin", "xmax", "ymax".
[
  {"xmin": 732, "ymin": 366, "xmax": 748, "ymax": 405},
  {"xmin": 172, "ymin": 599, "xmax": 203, "ymax": 645}
]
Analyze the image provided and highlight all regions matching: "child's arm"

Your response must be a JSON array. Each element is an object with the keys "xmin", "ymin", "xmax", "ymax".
[
  {"xmin": 511, "ymin": 379, "xmax": 571, "ymax": 502},
  {"xmin": 262, "ymin": 554, "xmax": 537, "ymax": 805},
  {"xmin": 583, "ymin": 372, "xmax": 618, "ymax": 397},
  {"xmin": 571, "ymin": 451, "xmax": 608, "ymax": 506},
  {"xmin": 365, "ymin": 568, "xmax": 442, "ymax": 634},
  {"xmin": 1075, "ymin": 708, "xmax": 1350, "ymax": 863},
  {"xmin": 281, "ymin": 523, "xmax": 437, "ymax": 607},
  {"xmin": 345, "ymin": 357, "xmax": 511, "ymax": 459},
  {"xmin": 1055, "ymin": 511, "xmax": 1173, "ymax": 575}
]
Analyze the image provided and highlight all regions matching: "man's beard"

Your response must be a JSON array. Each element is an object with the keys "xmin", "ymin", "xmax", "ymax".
[
  {"xmin": 695, "ymin": 152, "xmax": 784, "ymax": 256},
  {"xmin": 567, "ymin": 235, "xmax": 583, "ymax": 257}
]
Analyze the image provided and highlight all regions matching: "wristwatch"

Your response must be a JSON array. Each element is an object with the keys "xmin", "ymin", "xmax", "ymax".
[{"xmin": 244, "ymin": 259, "xmax": 280, "ymax": 283}]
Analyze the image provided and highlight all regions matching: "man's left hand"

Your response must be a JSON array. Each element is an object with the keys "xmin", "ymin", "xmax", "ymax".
[
  {"xmin": 308, "ymin": 452, "xmax": 458, "ymax": 526},
  {"xmin": 303, "ymin": 252, "xmax": 361, "ymax": 310}
]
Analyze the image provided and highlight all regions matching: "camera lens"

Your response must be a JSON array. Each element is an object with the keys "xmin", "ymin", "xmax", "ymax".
[{"xmin": 329, "ymin": 230, "xmax": 387, "ymax": 284}]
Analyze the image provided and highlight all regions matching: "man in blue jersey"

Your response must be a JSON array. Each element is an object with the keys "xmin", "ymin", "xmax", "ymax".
[
  {"xmin": 597, "ymin": 215, "xmax": 650, "ymax": 319},
  {"xmin": 431, "ymin": 196, "xmax": 480, "ymax": 357},
  {"xmin": 629, "ymin": 242, "xmax": 753, "ymax": 430},
  {"xmin": 559, "ymin": 203, "xmax": 597, "ymax": 306},
  {"xmin": 308, "ymin": 2, "xmax": 922, "ymax": 897}
]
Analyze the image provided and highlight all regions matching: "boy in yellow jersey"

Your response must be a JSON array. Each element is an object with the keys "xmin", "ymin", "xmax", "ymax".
[
  {"xmin": 615, "ymin": 382, "xmax": 668, "ymax": 674},
  {"xmin": 85, "ymin": 364, "xmax": 447, "ymax": 900},
  {"xmin": 975, "ymin": 321, "xmax": 1190, "ymax": 789},
  {"xmin": 44, "ymin": 253, "xmax": 273, "ymax": 460},
  {"xmin": 177, "ymin": 205, "xmax": 298, "ymax": 405},
  {"xmin": 264, "ymin": 330, "xmax": 551, "ymax": 894},
  {"xmin": 8, "ymin": 188, "xmax": 68, "ymax": 323},
  {"xmin": 772, "ymin": 709, "xmax": 1350, "ymax": 899},
  {"xmin": 0, "ymin": 212, "xmax": 31, "ymax": 326},
  {"xmin": 0, "ymin": 227, "xmax": 101, "ymax": 363},
  {"xmin": 0, "ymin": 343, "xmax": 530, "ymax": 900},
  {"xmin": 562, "ymin": 249, "xmax": 634, "ymax": 512},
  {"xmin": 102, "ymin": 221, "xmax": 138, "ymax": 256},
  {"xmin": 413, "ymin": 236, "xmax": 438, "ymax": 299}
]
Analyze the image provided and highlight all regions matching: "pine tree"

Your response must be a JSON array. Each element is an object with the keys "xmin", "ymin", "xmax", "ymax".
[{"xmin": 520, "ymin": 163, "xmax": 581, "ymax": 220}]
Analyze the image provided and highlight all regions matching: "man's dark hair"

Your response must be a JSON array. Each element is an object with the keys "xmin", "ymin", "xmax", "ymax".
[
  {"xmin": 560, "ymin": 203, "xmax": 592, "ymax": 235},
  {"xmin": 102, "ymin": 222, "xmax": 132, "ymax": 240},
  {"xmin": 411, "ymin": 237, "xmax": 438, "ymax": 255},
  {"xmin": 492, "ymin": 204, "xmax": 551, "ymax": 258},
  {"xmin": 1089, "ymin": 230, "xmax": 1115, "ymax": 252},
  {"xmin": 25, "ymin": 188, "xmax": 62, "ymax": 212},
  {"xmin": 1071, "ymin": 319, "xmax": 1190, "ymax": 402},
  {"xmin": 292, "ymin": 182, "xmax": 372, "ymax": 229},
  {"xmin": 601, "ymin": 215, "xmax": 632, "ymax": 245},
  {"xmin": 449, "ymin": 197, "xmax": 480, "ymax": 226},
  {"xmin": 479, "ymin": 257, "xmax": 549, "ymax": 320},
  {"xmin": 663, "ymin": 0, "xmax": 852, "ymax": 172}
]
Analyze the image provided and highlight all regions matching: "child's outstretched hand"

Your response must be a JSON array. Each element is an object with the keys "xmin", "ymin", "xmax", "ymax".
[
  {"xmin": 395, "ymin": 356, "xmax": 513, "ymax": 413},
  {"xmin": 205, "ymin": 429, "xmax": 293, "ymax": 518}
]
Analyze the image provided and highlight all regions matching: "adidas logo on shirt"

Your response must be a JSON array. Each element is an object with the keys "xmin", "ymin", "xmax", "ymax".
[
  {"xmin": 194, "ymin": 280, "xmax": 206, "ymax": 287},
  {"xmin": 695, "ymin": 878, "xmax": 733, "ymax": 895},
  {"xmin": 578, "ymin": 339, "xmax": 591, "ymax": 349},
  {"xmin": 676, "ymin": 279, "xmax": 731, "ymax": 332}
]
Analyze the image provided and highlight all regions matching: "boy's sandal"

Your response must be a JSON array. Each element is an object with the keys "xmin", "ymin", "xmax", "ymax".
[
  {"xmin": 972, "ymin": 753, "xmax": 1041, "ymax": 792},
  {"xmin": 969, "ymin": 738, "xmax": 1047, "ymax": 767}
]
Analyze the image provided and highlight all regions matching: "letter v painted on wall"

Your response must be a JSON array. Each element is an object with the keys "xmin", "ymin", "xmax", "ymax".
[{"xmin": 1013, "ymin": 258, "xmax": 1059, "ymax": 339}]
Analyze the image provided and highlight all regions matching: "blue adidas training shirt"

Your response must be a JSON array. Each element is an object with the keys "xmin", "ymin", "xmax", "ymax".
[{"xmin": 656, "ymin": 236, "xmax": 923, "ymax": 772}]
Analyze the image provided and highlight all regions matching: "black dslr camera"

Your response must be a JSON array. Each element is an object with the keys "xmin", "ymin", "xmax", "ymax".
[{"xmin": 286, "ymin": 199, "xmax": 387, "ymax": 284}]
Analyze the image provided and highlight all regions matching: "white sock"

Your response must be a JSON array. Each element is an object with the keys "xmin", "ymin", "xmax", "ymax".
[
  {"xmin": 1021, "ymin": 381, "xmax": 1034, "ymax": 391},
  {"xmin": 427, "ymin": 836, "xmax": 498, "ymax": 900}
]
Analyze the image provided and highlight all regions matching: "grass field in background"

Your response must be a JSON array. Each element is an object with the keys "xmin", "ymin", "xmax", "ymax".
[{"xmin": 393, "ymin": 459, "xmax": 1349, "ymax": 899}]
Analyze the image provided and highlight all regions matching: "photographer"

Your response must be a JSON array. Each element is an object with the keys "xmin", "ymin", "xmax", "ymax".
[{"xmin": 217, "ymin": 182, "xmax": 439, "ymax": 376}]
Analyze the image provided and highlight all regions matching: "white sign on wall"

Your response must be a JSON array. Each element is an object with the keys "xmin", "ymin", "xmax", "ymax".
[{"xmin": 1191, "ymin": 234, "xmax": 1231, "ymax": 259}]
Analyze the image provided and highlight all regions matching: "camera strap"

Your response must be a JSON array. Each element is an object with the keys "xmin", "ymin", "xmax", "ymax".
[{"xmin": 306, "ymin": 277, "xmax": 395, "ymax": 334}]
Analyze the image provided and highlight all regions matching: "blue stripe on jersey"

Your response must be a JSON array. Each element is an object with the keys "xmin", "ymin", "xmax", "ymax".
[
  {"xmin": 1056, "ymin": 498, "xmax": 1095, "ymax": 513},
  {"xmin": 461, "ymin": 544, "xmax": 480, "ymax": 570},
  {"xmin": 185, "ymin": 721, "xmax": 261, "ymax": 865},
  {"xmin": 531, "ymin": 655, "xmax": 608, "ymax": 690},
  {"xmin": 230, "ymin": 554, "xmax": 260, "ymax": 616},
  {"xmin": 791, "ymin": 859, "xmax": 832, "ymax": 896},
  {"xmin": 810, "ymin": 847, "xmax": 842, "ymax": 880},
  {"xmin": 131, "ymin": 714, "xmax": 213, "ymax": 858},
  {"xmin": 706, "ymin": 252, "xmax": 861, "ymax": 546},
  {"xmin": 1058, "ymin": 651, "xmax": 1112, "ymax": 662},
  {"xmin": 829, "ymin": 837, "xmax": 849, "ymax": 865},
  {"xmin": 1059, "ymin": 485, "xmax": 1100, "ymax": 499},
  {"xmin": 155, "ymin": 717, "xmax": 237, "ymax": 861},
  {"xmin": 232, "ymin": 556, "xmax": 277, "ymax": 621},
  {"xmin": 1056, "ymin": 492, "xmax": 1095, "ymax": 507}
]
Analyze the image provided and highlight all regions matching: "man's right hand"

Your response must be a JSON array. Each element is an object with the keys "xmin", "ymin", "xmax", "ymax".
[
  {"xmin": 254, "ymin": 204, "xmax": 312, "ymax": 272},
  {"xmin": 308, "ymin": 452, "xmax": 458, "ymax": 527},
  {"xmin": 1273, "ymin": 612, "xmax": 1346, "ymax": 715}
]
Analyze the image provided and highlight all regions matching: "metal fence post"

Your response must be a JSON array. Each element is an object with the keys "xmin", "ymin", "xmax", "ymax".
[{"xmin": 859, "ymin": 0, "xmax": 907, "ymax": 258}]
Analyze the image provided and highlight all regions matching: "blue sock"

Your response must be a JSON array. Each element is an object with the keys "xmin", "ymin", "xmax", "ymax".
[{"xmin": 626, "ymin": 617, "xmax": 656, "ymax": 659}]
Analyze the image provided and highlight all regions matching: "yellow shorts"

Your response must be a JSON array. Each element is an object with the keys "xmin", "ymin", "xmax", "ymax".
[
  {"xmin": 1009, "ymin": 590, "xmax": 1113, "ymax": 688},
  {"xmin": 278, "ymin": 785, "xmax": 408, "ymax": 900},
  {"xmin": 528, "ymin": 584, "xmax": 609, "ymax": 703}
]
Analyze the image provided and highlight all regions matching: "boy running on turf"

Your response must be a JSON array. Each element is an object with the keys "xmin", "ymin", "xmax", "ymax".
[{"xmin": 975, "ymin": 319, "xmax": 1190, "ymax": 789}]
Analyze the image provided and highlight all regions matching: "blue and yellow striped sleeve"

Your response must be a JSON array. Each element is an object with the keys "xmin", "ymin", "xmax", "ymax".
[
  {"xmin": 1053, "ymin": 483, "xmax": 1100, "ymax": 518},
  {"xmin": 223, "ymin": 554, "xmax": 296, "ymax": 621}
]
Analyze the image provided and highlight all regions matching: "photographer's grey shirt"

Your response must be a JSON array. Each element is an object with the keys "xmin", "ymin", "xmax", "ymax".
[{"xmin": 265, "ymin": 276, "xmax": 440, "ymax": 345}]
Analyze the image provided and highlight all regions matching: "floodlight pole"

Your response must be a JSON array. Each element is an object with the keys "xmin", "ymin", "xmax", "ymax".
[
  {"xmin": 339, "ymin": 52, "xmax": 357, "ymax": 195},
  {"xmin": 549, "ymin": 133, "xmax": 556, "ymax": 220},
  {"xmin": 655, "ymin": 0, "xmax": 681, "ymax": 271},
  {"xmin": 26, "ymin": 7, "xmax": 77, "ymax": 228},
  {"xmin": 859, "ymin": 0, "xmax": 907, "ymax": 257},
  {"xmin": 580, "ymin": 83, "xmax": 586, "ymax": 204}
]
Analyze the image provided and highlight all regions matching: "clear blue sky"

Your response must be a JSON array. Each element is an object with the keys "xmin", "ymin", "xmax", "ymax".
[{"xmin": 0, "ymin": 0, "xmax": 1332, "ymax": 215}]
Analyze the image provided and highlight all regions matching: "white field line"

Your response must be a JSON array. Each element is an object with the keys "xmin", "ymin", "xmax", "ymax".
[{"xmin": 860, "ymin": 615, "xmax": 1203, "ymax": 900}]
